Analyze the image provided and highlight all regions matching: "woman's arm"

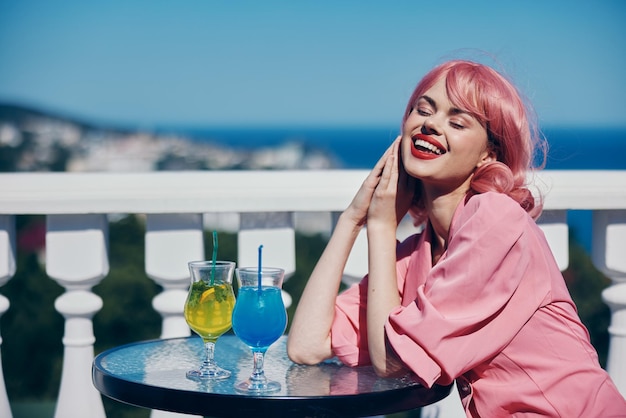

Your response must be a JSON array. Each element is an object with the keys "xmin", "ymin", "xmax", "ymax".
[
  {"xmin": 286, "ymin": 211, "xmax": 362, "ymax": 364},
  {"xmin": 287, "ymin": 140, "xmax": 399, "ymax": 365},
  {"xmin": 364, "ymin": 138, "xmax": 414, "ymax": 376}
]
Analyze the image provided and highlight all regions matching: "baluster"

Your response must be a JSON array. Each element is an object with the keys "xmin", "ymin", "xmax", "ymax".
[
  {"xmin": 537, "ymin": 209, "xmax": 569, "ymax": 271},
  {"xmin": 145, "ymin": 213, "xmax": 204, "ymax": 339},
  {"xmin": 0, "ymin": 216, "xmax": 16, "ymax": 282},
  {"xmin": 0, "ymin": 215, "xmax": 15, "ymax": 418},
  {"xmin": 145, "ymin": 215, "xmax": 204, "ymax": 418},
  {"xmin": 238, "ymin": 212, "xmax": 295, "ymax": 307},
  {"xmin": 591, "ymin": 209, "xmax": 626, "ymax": 396},
  {"xmin": 46, "ymin": 214, "xmax": 107, "ymax": 418}
]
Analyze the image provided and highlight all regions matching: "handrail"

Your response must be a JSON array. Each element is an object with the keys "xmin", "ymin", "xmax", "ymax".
[{"xmin": 1, "ymin": 170, "xmax": 626, "ymax": 214}]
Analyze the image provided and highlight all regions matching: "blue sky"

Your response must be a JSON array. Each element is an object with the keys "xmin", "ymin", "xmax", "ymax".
[{"xmin": 0, "ymin": 1, "xmax": 624, "ymax": 129}]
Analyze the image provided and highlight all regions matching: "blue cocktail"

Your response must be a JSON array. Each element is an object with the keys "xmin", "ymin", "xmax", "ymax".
[{"xmin": 232, "ymin": 267, "xmax": 287, "ymax": 393}]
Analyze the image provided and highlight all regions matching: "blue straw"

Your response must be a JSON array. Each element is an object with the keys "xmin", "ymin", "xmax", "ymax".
[{"xmin": 257, "ymin": 244, "xmax": 263, "ymax": 291}]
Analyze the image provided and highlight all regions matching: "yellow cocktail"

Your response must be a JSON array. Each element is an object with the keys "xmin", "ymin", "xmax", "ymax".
[
  {"xmin": 184, "ymin": 281, "xmax": 235, "ymax": 342},
  {"xmin": 184, "ymin": 260, "xmax": 236, "ymax": 380}
]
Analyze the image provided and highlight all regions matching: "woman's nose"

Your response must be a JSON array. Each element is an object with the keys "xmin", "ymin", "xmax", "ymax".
[{"xmin": 421, "ymin": 117, "xmax": 440, "ymax": 135}]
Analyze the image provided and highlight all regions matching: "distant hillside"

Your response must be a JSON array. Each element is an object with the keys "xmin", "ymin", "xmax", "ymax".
[
  {"xmin": 0, "ymin": 102, "xmax": 338, "ymax": 172},
  {"xmin": 0, "ymin": 102, "xmax": 80, "ymax": 125},
  {"xmin": 0, "ymin": 102, "xmax": 136, "ymax": 135}
]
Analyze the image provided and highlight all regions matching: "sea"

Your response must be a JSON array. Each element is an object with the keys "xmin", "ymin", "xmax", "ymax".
[
  {"xmin": 179, "ymin": 125, "xmax": 626, "ymax": 253},
  {"xmin": 179, "ymin": 125, "xmax": 626, "ymax": 171}
]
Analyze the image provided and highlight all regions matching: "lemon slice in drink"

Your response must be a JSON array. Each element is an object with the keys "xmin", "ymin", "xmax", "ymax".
[{"xmin": 199, "ymin": 288, "xmax": 215, "ymax": 303}]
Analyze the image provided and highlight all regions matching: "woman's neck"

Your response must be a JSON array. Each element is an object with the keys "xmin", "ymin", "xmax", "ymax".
[{"xmin": 425, "ymin": 187, "xmax": 466, "ymax": 263}]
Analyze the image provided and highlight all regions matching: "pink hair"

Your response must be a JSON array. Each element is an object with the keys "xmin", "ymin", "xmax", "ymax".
[{"xmin": 402, "ymin": 60, "xmax": 546, "ymax": 222}]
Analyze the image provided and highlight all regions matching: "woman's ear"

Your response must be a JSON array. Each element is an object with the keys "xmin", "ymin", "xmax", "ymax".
[{"xmin": 476, "ymin": 148, "xmax": 497, "ymax": 168}]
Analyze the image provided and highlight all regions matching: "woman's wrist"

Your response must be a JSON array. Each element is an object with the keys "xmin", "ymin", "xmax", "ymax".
[
  {"xmin": 365, "ymin": 218, "xmax": 397, "ymax": 235},
  {"xmin": 338, "ymin": 208, "xmax": 366, "ymax": 231}
]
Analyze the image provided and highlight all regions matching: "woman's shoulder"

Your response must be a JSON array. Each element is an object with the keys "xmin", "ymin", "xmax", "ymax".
[
  {"xmin": 448, "ymin": 192, "xmax": 532, "ymax": 248},
  {"xmin": 456, "ymin": 191, "xmax": 528, "ymax": 229},
  {"xmin": 465, "ymin": 191, "xmax": 527, "ymax": 215}
]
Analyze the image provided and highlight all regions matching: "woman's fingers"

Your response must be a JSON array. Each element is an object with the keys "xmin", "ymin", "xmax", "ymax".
[
  {"xmin": 377, "ymin": 137, "xmax": 401, "ymax": 193},
  {"xmin": 395, "ymin": 136, "xmax": 415, "ymax": 224},
  {"xmin": 365, "ymin": 139, "xmax": 396, "ymax": 184},
  {"xmin": 368, "ymin": 136, "xmax": 415, "ymax": 226},
  {"xmin": 367, "ymin": 138, "xmax": 403, "ymax": 225},
  {"xmin": 345, "ymin": 138, "xmax": 399, "ymax": 226}
]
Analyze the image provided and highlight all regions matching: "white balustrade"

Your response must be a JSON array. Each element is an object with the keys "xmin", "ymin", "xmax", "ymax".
[
  {"xmin": 145, "ymin": 214, "xmax": 205, "ymax": 418},
  {"xmin": 0, "ymin": 169, "xmax": 624, "ymax": 418},
  {"xmin": 0, "ymin": 294, "xmax": 10, "ymax": 418},
  {"xmin": 0, "ymin": 216, "xmax": 16, "ymax": 283},
  {"xmin": 537, "ymin": 209, "xmax": 569, "ymax": 271},
  {"xmin": 46, "ymin": 214, "xmax": 108, "ymax": 418},
  {"xmin": 0, "ymin": 215, "xmax": 14, "ymax": 418},
  {"xmin": 592, "ymin": 210, "xmax": 626, "ymax": 396},
  {"xmin": 145, "ymin": 213, "xmax": 204, "ymax": 339}
]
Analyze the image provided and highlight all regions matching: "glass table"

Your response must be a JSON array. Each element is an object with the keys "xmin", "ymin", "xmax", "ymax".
[{"xmin": 92, "ymin": 335, "xmax": 451, "ymax": 417}]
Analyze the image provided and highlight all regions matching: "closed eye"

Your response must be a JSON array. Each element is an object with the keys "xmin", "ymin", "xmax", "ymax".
[
  {"xmin": 416, "ymin": 107, "xmax": 432, "ymax": 117},
  {"xmin": 415, "ymin": 96, "xmax": 436, "ymax": 117}
]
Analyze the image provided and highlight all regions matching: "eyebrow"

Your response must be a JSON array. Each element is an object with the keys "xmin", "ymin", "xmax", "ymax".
[{"xmin": 418, "ymin": 95, "xmax": 469, "ymax": 117}]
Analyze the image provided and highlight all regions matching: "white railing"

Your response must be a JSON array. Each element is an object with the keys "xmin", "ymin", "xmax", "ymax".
[{"xmin": 1, "ymin": 170, "xmax": 625, "ymax": 418}]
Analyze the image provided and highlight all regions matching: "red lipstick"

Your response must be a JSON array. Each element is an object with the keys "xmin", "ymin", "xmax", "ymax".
[{"xmin": 410, "ymin": 133, "xmax": 446, "ymax": 160}]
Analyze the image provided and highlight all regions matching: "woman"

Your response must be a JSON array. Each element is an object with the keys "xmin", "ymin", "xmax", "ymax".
[{"xmin": 287, "ymin": 60, "xmax": 626, "ymax": 417}]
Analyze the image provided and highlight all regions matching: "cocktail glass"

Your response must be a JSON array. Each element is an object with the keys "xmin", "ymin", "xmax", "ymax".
[
  {"xmin": 232, "ymin": 267, "xmax": 287, "ymax": 393},
  {"xmin": 184, "ymin": 260, "xmax": 236, "ymax": 380}
]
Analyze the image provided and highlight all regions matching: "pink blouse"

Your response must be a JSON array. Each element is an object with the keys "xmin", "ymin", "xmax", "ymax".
[{"xmin": 331, "ymin": 192, "xmax": 626, "ymax": 417}]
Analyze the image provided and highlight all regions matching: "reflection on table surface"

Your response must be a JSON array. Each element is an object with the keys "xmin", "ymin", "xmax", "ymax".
[{"xmin": 95, "ymin": 335, "xmax": 426, "ymax": 397}]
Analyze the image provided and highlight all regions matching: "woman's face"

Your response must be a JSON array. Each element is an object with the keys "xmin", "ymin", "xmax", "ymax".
[{"xmin": 401, "ymin": 76, "xmax": 493, "ymax": 194}]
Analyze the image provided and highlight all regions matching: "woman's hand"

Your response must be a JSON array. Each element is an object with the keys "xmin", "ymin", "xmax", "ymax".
[
  {"xmin": 344, "ymin": 136, "xmax": 414, "ymax": 228},
  {"xmin": 367, "ymin": 137, "xmax": 415, "ymax": 228},
  {"xmin": 343, "ymin": 140, "xmax": 395, "ymax": 227}
]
